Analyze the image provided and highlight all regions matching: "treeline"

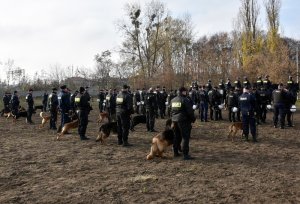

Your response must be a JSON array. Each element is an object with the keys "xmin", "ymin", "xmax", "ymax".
[{"xmin": 1, "ymin": 0, "xmax": 299, "ymax": 92}]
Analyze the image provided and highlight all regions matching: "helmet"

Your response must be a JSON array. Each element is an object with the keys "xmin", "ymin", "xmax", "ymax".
[{"xmin": 290, "ymin": 105, "xmax": 296, "ymax": 113}]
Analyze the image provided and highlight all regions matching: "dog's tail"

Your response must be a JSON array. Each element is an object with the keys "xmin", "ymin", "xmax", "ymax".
[{"xmin": 40, "ymin": 112, "xmax": 46, "ymax": 119}]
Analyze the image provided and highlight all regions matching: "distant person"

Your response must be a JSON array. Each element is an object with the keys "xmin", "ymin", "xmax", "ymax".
[{"xmin": 26, "ymin": 88, "xmax": 34, "ymax": 124}]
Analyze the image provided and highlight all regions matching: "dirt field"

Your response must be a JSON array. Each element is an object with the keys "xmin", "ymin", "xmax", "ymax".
[{"xmin": 1, "ymin": 105, "xmax": 299, "ymax": 203}]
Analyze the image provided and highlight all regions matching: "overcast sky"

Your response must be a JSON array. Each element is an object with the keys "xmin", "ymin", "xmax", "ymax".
[{"xmin": 0, "ymin": 0, "xmax": 299, "ymax": 79}]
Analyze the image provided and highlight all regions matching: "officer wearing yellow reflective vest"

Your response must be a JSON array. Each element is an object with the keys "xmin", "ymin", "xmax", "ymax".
[
  {"xmin": 116, "ymin": 85, "xmax": 134, "ymax": 146},
  {"xmin": 171, "ymin": 87, "xmax": 196, "ymax": 160},
  {"xmin": 75, "ymin": 87, "xmax": 90, "ymax": 140}
]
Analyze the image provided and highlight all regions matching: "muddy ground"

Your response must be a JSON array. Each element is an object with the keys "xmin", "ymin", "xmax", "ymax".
[{"xmin": 0, "ymin": 105, "xmax": 299, "ymax": 203}]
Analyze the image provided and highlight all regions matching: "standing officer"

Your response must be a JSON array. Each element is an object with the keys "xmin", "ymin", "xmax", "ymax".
[
  {"xmin": 239, "ymin": 87, "xmax": 257, "ymax": 142},
  {"xmin": 206, "ymin": 79, "xmax": 212, "ymax": 91},
  {"xmin": 3, "ymin": 91, "xmax": 11, "ymax": 113},
  {"xmin": 272, "ymin": 83, "xmax": 288, "ymax": 129},
  {"xmin": 42, "ymin": 91, "xmax": 48, "ymax": 112},
  {"xmin": 134, "ymin": 88, "xmax": 141, "ymax": 114},
  {"xmin": 256, "ymin": 87, "xmax": 270, "ymax": 123},
  {"xmin": 10, "ymin": 91, "xmax": 20, "ymax": 118},
  {"xmin": 26, "ymin": 88, "xmax": 34, "ymax": 124},
  {"xmin": 145, "ymin": 87, "xmax": 158, "ymax": 132},
  {"xmin": 48, "ymin": 88, "xmax": 59, "ymax": 130},
  {"xmin": 198, "ymin": 85, "xmax": 209, "ymax": 122},
  {"xmin": 243, "ymin": 76, "xmax": 251, "ymax": 89},
  {"xmin": 208, "ymin": 87, "xmax": 222, "ymax": 121},
  {"xmin": 171, "ymin": 87, "xmax": 196, "ymax": 160},
  {"xmin": 225, "ymin": 78, "xmax": 232, "ymax": 92},
  {"xmin": 234, "ymin": 87, "xmax": 242, "ymax": 121},
  {"xmin": 98, "ymin": 89, "xmax": 105, "ymax": 113},
  {"xmin": 108, "ymin": 89, "xmax": 117, "ymax": 120},
  {"xmin": 116, "ymin": 85, "xmax": 134, "ymax": 146},
  {"xmin": 59, "ymin": 85, "xmax": 71, "ymax": 129},
  {"xmin": 75, "ymin": 87, "xmax": 90, "ymax": 140},
  {"xmin": 226, "ymin": 87, "xmax": 239, "ymax": 122},
  {"xmin": 167, "ymin": 89, "xmax": 176, "ymax": 118},
  {"xmin": 234, "ymin": 77, "xmax": 242, "ymax": 89},
  {"xmin": 70, "ymin": 90, "xmax": 79, "ymax": 114}
]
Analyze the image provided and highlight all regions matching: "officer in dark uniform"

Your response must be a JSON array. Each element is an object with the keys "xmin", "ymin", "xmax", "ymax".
[
  {"xmin": 70, "ymin": 90, "xmax": 79, "ymax": 114},
  {"xmin": 134, "ymin": 89, "xmax": 141, "ymax": 114},
  {"xmin": 75, "ymin": 87, "xmax": 90, "ymax": 140},
  {"xmin": 167, "ymin": 89, "xmax": 176, "ymax": 118},
  {"xmin": 26, "ymin": 88, "xmax": 34, "ymax": 124},
  {"xmin": 109, "ymin": 89, "xmax": 117, "ymax": 120},
  {"xmin": 234, "ymin": 77, "xmax": 242, "ymax": 89},
  {"xmin": 263, "ymin": 75, "xmax": 272, "ymax": 90},
  {"xmin": 160, "ymin": 87, "xmax": 168, "ymax": 118},
  {"xmin": 256, "ymin": 87, "xmax": 270, "ymax": 123},
  {"xmin": 42, "ymin": 91, "xmax": 48, "ymax": 112},
  {"xmin": 48, "ymin": 88, "xmax": 59, "ymax": 130},
  {"xmin": 154, "ymin": 86, "xmax": 162, "ymax": 118},
  {"xmin": 285, "ymin": 89, "xmax": 295, "ymax": 127},
  {"xmin": 98, "ymin": 89, "xmax": 105, "ymax": 113},
  {"xmin": 239, "ymin": 87, "xmax": 257, "ymax": 142},
  {"xmin": 226, "ymin": 87, "xmax": 239, "ymax": 122},
  {"xmin": 256, "ymin": 76, "xmax": 263, "ymax": 89},
  {"xmin": 59, "ymin": 85, "xmax": 71, "ymax": 128},
  {"xmin": 3, "ymin": 91, "xmax": 11, "ymax": 113},
  {"xmin": 171, "ymin": 87, "xmax": 196, "ymax": 160},
  {"xmin": 116, "ymin": 85, "xmax": 134, "ymax": 146},
  {"xmin": 189, "ymin": 85, "xmax": 198, "ymax": 106},
  {"xmin": 208, "ymin": 87, "xmax": 222, "ymax": 121},
  {"xmin": 10, "ymin": 91, "xmax": 20, "ymax": 118},
  {"xmin": 243, "ymin": 76, "xmax": 251, "ymax": 89},
  {"xmin": 272, "ymin": 83, "xmax": 288, "ymax": 129},
  {"xmin": 145, "ymin": 88, "xmax": 158, "ymax": 132},
  {"xmin": 140, "ymin": 88, "xmax": 147, "ymax": 115},
  {"xmin": 206, "ymin": 79, "xmax": 212, "ymax": 91},
  {"xmin": 225, "ymin": 78, "xmax": 232, "ymax": 92},
  {"xmin": 234, "ymin": 87, "xmax": 242, "ymax": 121},
  {"xmin": 198, "ymin": 85, "xmax": 209, "ymax": 122}
]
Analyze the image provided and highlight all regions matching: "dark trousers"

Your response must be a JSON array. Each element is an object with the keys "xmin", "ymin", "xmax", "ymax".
[
  {"xmin": 43, "ymin": 102, "xmax": 47, "ymax": 112},
  {"xmin": 50, "ymin": 108, "xmax": 57, "ymax": 129},
  {"xmin": 209, "ymin": 104, "xmax": 214, "ymax": 120},
  {"xmin": 27, "ymin": 106, "xmax": 34, "ymax": 123},
  {"xmin": 159, "ymin": 104, "xmax": 166, "ymax": 118},
  {"xmin": 117, "ymin": 113, "xmax": 130, "ymax": 143},
  {"xmin": 242, "ymin": 111, "xmax": 256, "ymax": 139},
  {"xmin": 260, "ymin": 104, "xmax": 267, "ymax": 122},
  {"xmin": 173, "ymin": 121, "xmax": 192, "ymax": 156},
  {"xmin": 199, "ymin": 102, "xmax": 208, "ymax": 121},
  {"xmin": 273, "ymin": 104, "xmax": 285, "ymax": 128},
  {"xmin": 286, "ymin": 108, "xmax": 293, "ymax": 126},
  {"xmin": 99, "ymin": 102, "xmax": 104, "ymax": 113},
  {"xmin": 213, "ymin": 105, "xmax": 221, "ymax": 121},
  {"xmin": 146, "ymin": 110, "xmax": 155, "ymax": 131},
  {"xmin": 228, "ymin": 106, "xmax": 236, "ymax": 122},
  {"xmin": 61, "ymin": 111, "xmax": 70, "ymax": 128},
  {"xmin": 135, "ymin": 104, "xmax": 140, "ymax": 114},
  {"xmin": 12, "ymin": 107, "xmax": 19, "ymax": 118},
  {"xmin": 78, "ymin": 110, "xmax": 88, "ymax": 138}
]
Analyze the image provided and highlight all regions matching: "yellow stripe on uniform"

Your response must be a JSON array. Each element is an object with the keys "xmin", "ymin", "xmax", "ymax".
[{"xmin": 172, "ymin": 102, "xmax": 181, "ymax": 108}]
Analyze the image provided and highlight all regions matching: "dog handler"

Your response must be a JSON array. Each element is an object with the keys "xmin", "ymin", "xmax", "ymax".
[
  {"xmin": 171, "ymin": 87, "xmax": 196, "ymax": 160},
  {"xmin": 48, "ymin": 88, "xmax": 59, "ymax": 130},
  {"xmin": 26, "ymin": 88, "xmax": 34, "ymax": 124},
  {"xmin": 75, "ymin": 87, "xmax": 90, "ymax": 140}
]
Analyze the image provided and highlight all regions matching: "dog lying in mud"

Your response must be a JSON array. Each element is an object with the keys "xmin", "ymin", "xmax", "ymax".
[
  {"xmin": 96, "ymin": 121, "xmax": 118, "ymax": 144},
  {"xmin": 146, "ymin": 119, "xmax": 174, "ymax": 160},
  {"xmin": 228, "ymin": 122, "xmax": 243, "ymax": 141}
]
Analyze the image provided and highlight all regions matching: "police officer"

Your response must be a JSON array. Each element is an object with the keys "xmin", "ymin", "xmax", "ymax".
[
  {"xmin": 26, "ymin": 88, "xmax": 34, "ymax": 124},
  {"xmin": 234, "ymin": 87, "xmax": 242, "ymax": 122},
  {"xmin": 145, "ymin": 87, "xmax": 158, "ymax": 132},
  {"xmin": 59, "ymin": 85, "xmax": 71, "ymax": 128},
  {"xmin": 98, "ymin": 89, "xmax": 105, "ymax": 113},
  {"xmin": 189, "ymin": 85, "xmax": 198, "ymax": 106},
  {"xmin": 243, "ymin": 76, "xmax": 251, "ymax": 89},
  {"xmin": 3, "ymin": 91, "xmax": 11, "ymax": 114},
  {"xmin": 198, "ymin": 85, "xmax": 209, "ymax": 122},
  {"xmin": 225, "ymin": 78, "xmax": 232, "ymax": 92},
  {"xmin": 234, "ymin": 77, "xmax": 242, "ymax": 89},
  {"xmin": 42, "ymin": 91, "xmax": 48, "ymax": 112},
  {"xmin": 109, "ymin": 89, "xmax": 117, "ymax": 120},
  {"xmin": 75, "ymin": 87, "xmax": 90, "ymax": 140},
  {"xmin": 206, "ymin": 79, "xmax": 212, "ymax": 91},
  {"xmin": 134, "ymin": 88, "xmax": 141, "ymax": 114},
  {"xmin": 256, "ymin": 76, "xmax": 263, "ymax": 89},
  {"xmin": 171, "ymin": 87, "xmax": 196, "ymax": 160},
  {"xmin": 285, "ymin": 89, "xmax": 295, "ymax": 127},
  {"xmin": 263, "ymin": 75, "xmax": 272, "ymax": 91},
  {"xmin": 272, "ymin": 83, "xmax": 288, "ymax": 129},
  {"xmin": 116, "ymin": 85, "xmax": 134, "ymax": 146},
  {"xmin": 256, "ymin": 87, "xmax": 270, "ymax": 124},
  {"xmin": 226, "ymin": 87, "xmax": 239, "ymax": 122},
  {"xmin": 208, "ymin": 87, "xmax": 222, "ymax": 121},
  {"xmin": 167, "ymin": 89, "xmax": 176, "ymax": 118},
  {"xmin": 160, "ymin": 87, "xmax": 168, "ymax": 118},
  {"xmin": 70, "ymin": 90, "xmax": 79, "ymax": 113},
  {"xmin": 239, "ymin": 87, "xmax": 257, "ymax": 142},
  {"xmin": 48, "ymin": 88, "xmax": 59, "ymax": 130},
  {"xmin": 140, "ymin": 88, "xmax": 147, "ymax": 115},
  {"xmin": 10, "ymin": 91, "xmax": 20, "ymax": 118}
]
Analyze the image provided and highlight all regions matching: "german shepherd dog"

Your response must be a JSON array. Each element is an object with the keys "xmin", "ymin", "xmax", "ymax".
[
  {"xmin": 96, "ymin": 121, "xmax": 118, "ymax": 144},
  {"xmin": 56, "ymin": 113, "xmax": 79, "ymax": 140},
  {"xmin": 228, "ymin": 122, "xmax": 243, "ymax": 141},
  {"xmin": 130, "ymin": 115, "xmax": 146, "ymax": 131},
  {"xmin": 39, "ymin": 112, "xmax": 51, "ymax": 129},
  {"xmin": 146, "ymin": 119, "xmax": 174, "ymax": 160},
  {"xmin": 97, "ymin": 112, "xmax": 110, "ymax": 124}
]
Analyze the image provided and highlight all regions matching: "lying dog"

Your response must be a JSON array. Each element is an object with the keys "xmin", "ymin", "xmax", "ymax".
[
  {"xmin": 97, "ymin": 112, "xmax": 110, "ymax": 124},
  {"xmin": 96, "ymin": 121, "xmax": 118, "ymax": 144},
  {"xmin": 39, "ymin": 112, "xmax": 51, "ymax": 129},
  {"xmin": 130, "ymin": 115, "xmax": 146, "ymax": 131},
  {"xmin": 56, "ymin": 119, "xmax": 79, "ymax": 140},
  {"xmin": 228, "ymin": 122, "xmax": 243, "ymax": 141},
  {"xmin": 146, "ymin": 119, "xmax": 174, "ymax": 160}
]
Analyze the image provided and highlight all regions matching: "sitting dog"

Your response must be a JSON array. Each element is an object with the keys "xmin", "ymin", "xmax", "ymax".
[
  {"xmin": 228, "ymin": 122, "xmax": 243, "ymax": 141},
  {"xmin": 56, "ymin": 119, "xmax": 79, "ymax": 140},
  {"xmin": 39, "ymin": 112, "xmax": 51, "ymax": 129},
  {"xmin": 97, "ymin": 112, "xmax": 110, "ymax": 124},
  {"xmin": 96, "ymin": 121, "xmax": 118, "ymax": 144},
  {"xmin": 146, "ymin": 119, "xmax": 174, "ymax": 160},
  {"xmin": 130, "ymin": 115, "xmax": 146, "ymax": 131}
]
